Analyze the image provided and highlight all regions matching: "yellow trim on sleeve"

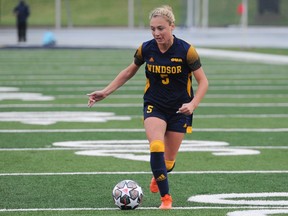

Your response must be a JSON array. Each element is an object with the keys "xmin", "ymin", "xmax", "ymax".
[{"xmin": 186, "ymin": 46, "xmax": 199, "ymax": 65}]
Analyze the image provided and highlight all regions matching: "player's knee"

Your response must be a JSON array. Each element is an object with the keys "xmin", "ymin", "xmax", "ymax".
[
  {"xmin": 165, "ymin": 160, "xmax": 175, "ymax": 172},
  {"xmin": 150, "ymin": 140, "xmax": 165, "ymax": 153}
]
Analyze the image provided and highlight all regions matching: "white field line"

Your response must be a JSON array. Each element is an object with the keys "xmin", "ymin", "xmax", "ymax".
[
  {"xmin": 10, "ymin": 86, "xmax": 288, "ymax": 92},
  {"xmin": 1, "ymin": 103, "xmax": 288, "ymax": 108},
  {"xmin": 1, "ymin": 206, "xmax": 287, "ymax": 212},
  {"xmin": 1, "ymin": 206, "xmax": 288, "ymax": 212},
  {"xmin": 210, "ymin": 86, "xmax": 288, "ymax": 90},
  {"xmin": 0, "ymin": 73, "xmax": 286, "ymax": 81},
  {"xmin": 195, "ymin": 114, "xmax": 288, "ymax": 118},
  {"xmin": 55, "ymin": 94, "xmax": 288, "ymax": 99},
  {"xmin": 0, "ymin": 128, "xmax": 288, "ymax": 133},
  {"xmin": 1, "ymin": 80, "xmax": 288, "ymax": 85},
  {"xmin": 0, "ymin": 170, "xmax": 288, "ymax": 176},
  {"xmin": 2, "ymin": 74, "xmax": 287, "ymax": 80},
  {"xmin": 3, "ymin": 113, "xmax": 288, "ymax": 119},
  {"xmin": 0, "ymin": 106, "xmax": 287, "ymax": 119},
  {"xmin": 0, "ymin": 79, "xmax": 281, "ymax": 85},
  {"xmin": 0, "ymin": 146, "xmax": 287, "ymax": 152},
  {"xmin": 198, "ymin": 48, "xmax": 288, "ymax": 65},
  {"xmin": 204, "ymin": 94, "xmax": 288, "ymax": 98},
  {"xmin": 200, "ymin": 103, "xmax": 288, "ymax": 107}
]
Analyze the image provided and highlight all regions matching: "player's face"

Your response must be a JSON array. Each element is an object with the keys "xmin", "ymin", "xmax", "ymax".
[{"xmin": 150, "ymin": 16, "xmax": 174, "ymax": 46}]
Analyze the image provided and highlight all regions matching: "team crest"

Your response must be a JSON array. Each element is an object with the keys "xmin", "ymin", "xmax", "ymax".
[{"xmin": 171, "ymin": 58, "xmax": 183, "ymax": 63}]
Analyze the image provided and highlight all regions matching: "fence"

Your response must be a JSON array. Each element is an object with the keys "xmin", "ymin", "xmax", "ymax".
[{"xmin": 0, "ymin": 0, "xmax": 287, "ymax": 28}]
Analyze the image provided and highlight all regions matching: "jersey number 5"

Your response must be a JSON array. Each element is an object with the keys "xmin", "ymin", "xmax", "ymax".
[
  {"xmin": 147, "ymin": 105, "xmax": 153, "ymax": 113},
  {"xmin": 160, "ymin": 74, "xmax": 169, "ymax": 85}
]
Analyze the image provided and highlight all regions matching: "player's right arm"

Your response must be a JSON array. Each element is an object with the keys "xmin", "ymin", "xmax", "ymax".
[{"xmin": 87, "ymin": 62, "xmax": 140, "ymax": 108}]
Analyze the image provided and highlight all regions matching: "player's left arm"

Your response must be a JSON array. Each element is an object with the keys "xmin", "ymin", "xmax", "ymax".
[{"xmin": 178, "ymin": 67, "xmax": 209, "ymax": 115}]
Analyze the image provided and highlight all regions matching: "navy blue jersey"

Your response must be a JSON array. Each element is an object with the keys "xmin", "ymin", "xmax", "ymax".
[{"xmin": 134, "ymin": 35, "xmax": 201, "ymax": 113}]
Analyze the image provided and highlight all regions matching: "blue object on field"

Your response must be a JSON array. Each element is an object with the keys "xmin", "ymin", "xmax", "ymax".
[{"xmin": 42, "ymin": 31, "xmax": 56, "ymax": 47}]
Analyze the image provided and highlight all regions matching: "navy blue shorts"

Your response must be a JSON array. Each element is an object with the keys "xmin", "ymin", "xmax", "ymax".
[{"xmin": 143, "ymin": 104, "xmax": 193, "ymax": 133}]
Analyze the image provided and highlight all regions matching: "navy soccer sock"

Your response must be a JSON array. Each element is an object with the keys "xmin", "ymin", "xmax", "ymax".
[{"xmin": 150, "ymin": 140, "xmax": 169, "ymax": 197}]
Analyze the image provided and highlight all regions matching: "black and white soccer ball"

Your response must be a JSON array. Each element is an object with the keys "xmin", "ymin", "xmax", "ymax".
[{"xmin": 112, "ymin": 179, "xmax": 143, "ymax": 210}]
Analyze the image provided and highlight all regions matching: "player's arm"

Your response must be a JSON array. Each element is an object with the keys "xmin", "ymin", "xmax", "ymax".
[
  {"xmin": 87, "ymin": 62, "xmax": 140, "ymax": 107},
  {"xmin": 178, "ymin": 67, "xmax": 209, "ymax": 115},
  {"xmin": 190, "ymin": 67, "xmax": 209, "ymax": 109},
  {"xmin": 178, "ymin": 46, "xmax": 208, "ymax": 115}
]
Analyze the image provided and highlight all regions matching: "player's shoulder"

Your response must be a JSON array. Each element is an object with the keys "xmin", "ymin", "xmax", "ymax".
[
  {"xmin": 173, "ymin": 36, "xmax": 200, "ymax": 65},
  {"xmin": 174, "ymin": 36, "xmax": 195, "ymax": 51},
  {"xmin": 138, "ymin": 39, "xmax": 158, "ymax": 57},
  {"xmin": 142, "ymin": 39, "xmax": 157, "ymax": 49}
]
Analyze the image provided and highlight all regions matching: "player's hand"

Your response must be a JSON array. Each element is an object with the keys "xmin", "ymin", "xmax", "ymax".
[
  {"xmin": 87, "ymin": 90, "xmax": 106, "ymax": 108},
  {"xmin": 177, "ymin": 102, "xmax": 196, "ymax": 115}
]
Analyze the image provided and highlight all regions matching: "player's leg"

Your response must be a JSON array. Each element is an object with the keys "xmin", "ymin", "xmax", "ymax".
[
  {"xmin": 144, "ymin": 116, "xmax": 167, "ymax": 195},
  {"xmin": 164, "ymin": 131, "xmax": 185, "ymax": 172},
  {"xmin": 156, "ymin": 115, "xmax": 190, "ymax": 208},
  {"xmin": 150, "ymin": 131, "xmax": 183, "ymax": 193},
  {"xmin": 144, "ymin": 117, "xmax": 172, "ymax": 208},
  {"xmin": 144, "ymin": 116, "xmax": 166, "ymax": 142},
  {"xmin": 164, "ymin": 112, "xmax": 192, "ymax": 172}
]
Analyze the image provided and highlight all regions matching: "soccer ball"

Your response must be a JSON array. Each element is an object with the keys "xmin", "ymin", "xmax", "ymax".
[{"xmin": 112, "ymin": 179, "xmax": 143, "ymax": 210}]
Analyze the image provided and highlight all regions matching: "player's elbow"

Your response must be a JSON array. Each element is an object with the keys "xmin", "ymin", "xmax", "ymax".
[{"xmin": 200, "ymin": 76, "xmax": 209, "ymax": 90}]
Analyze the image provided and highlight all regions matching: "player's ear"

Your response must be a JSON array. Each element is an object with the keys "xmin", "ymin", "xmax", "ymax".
[{"xmin": 170, "ymin": 23, "xmax": 175, "ymax": 31}]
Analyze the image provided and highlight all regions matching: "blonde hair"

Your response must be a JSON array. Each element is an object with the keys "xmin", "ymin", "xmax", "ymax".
[{"xmin": 149, "ymin": 5, "xmax": 175, "ymax": 25}]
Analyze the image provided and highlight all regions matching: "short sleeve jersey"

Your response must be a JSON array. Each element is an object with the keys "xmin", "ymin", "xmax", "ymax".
[{"xmin": 134, "ymin": 35, "xmax": 201, "ymax": 112}]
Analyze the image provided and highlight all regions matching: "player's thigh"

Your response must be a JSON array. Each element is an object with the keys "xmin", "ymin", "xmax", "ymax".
[
  {"xmin": 164, "ymin": 131, "xmax": 185, "ymax": 161},
  {"xmin": 144, "ymin": 117, "xmax": 167, "ymax": 143}
]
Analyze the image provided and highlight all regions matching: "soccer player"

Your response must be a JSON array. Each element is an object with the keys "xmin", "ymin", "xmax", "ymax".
[{"xmin": 87, "ymin": 5, "xmax": 209, "ymax": 209}]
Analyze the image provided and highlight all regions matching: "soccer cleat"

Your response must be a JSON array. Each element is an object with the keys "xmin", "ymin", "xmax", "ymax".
[
  {"xmin": 159, "ymin": 194, "xmax": 173, "ymax": 209},
  {"xmin": 149, "ymin": 177, "xmax": 159, "ymax": 193}
]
